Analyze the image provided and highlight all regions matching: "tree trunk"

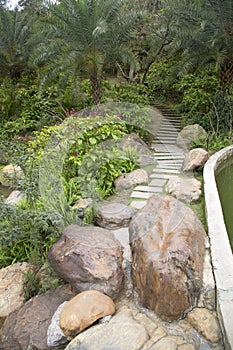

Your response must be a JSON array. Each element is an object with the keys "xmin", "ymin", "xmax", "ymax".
[
  {"xmin": 220, "ymin": 60, "xmax": 233, "ymax": 93},
  {"xmin": 90, "ymin": 75, "xmax": 102, "ymax": 105}
]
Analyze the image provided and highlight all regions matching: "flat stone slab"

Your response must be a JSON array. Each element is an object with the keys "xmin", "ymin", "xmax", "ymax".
[
  {"xmin": 130, "ymin": 200, "xmax": 147, "ymax": 210},
  {"xmin": 134, "ymin": 186, "xmax": 163, "ymax": 193},
  {"xmin": 150, "ymin": 173, "xmax": 177, "ymax": 179},
  {"xmin": 149, "ymin": 179, "xmax": 167, "ymax": 186},
  {"xmin": 131, "ymin": 191, "xmax": 154, "ymax": 199},
  {"xmin": 153, "ymin": 168, "xmax": 180, "ymax": 174}
]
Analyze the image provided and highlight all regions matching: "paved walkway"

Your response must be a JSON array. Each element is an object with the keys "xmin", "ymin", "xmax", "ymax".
[{"xmin": 131, "ymin": 105, "xmax": 186, "ymax": 209}]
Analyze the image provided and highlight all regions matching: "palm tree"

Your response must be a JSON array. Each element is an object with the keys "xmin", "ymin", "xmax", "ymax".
[
  {"xmin": 33, "ymin": 0, "xmax": 137, "ymax": 104},
  {"xmin": 161, "ymin": 0, "xmax": 233, "ymax": 92},
  {"xmin": 0, "ymin": 7, "xmax": 36, "ymax": 79}
]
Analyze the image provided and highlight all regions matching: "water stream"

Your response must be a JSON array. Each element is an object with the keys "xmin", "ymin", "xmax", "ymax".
[{"xmin": 216, "ymin": 157, "xmax": 233, "ymax": 251}]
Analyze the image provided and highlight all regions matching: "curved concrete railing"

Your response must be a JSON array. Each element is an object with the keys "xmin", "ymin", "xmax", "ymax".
[{"xmin": 204, "ymin": 145, "xmax": 233, "ymax": 350}]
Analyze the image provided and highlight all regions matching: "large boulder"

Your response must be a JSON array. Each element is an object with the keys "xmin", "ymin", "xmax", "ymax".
[
  {"xmin": 48, "ymin": 225, "xmax": 124, "ymax": 300},
  {"xmin": 176, "ymin": 124, "xmax": 207, "ymax": 150},
  {"xmin": 129, "ymin": 194, "xmax": 206, "ymax": 321},
  {"xmin": 0, "ymin": 285, "xmax": 74, "ymax": 350},
  {"xmin": 0, "ymin": 164, "xmax": 24, "ymax": 187},
  {"xmin": 0, "ymin": 262, "xmax": 36, "ymax": 327},
  {"xmin": 95, "ymin": 202, "xmax": 136, "ymax": 229},
  {"xmin": 182, "ymin": 148, "xmax": 209, "ymax": 172},
  {"xmin": 60, "ymin": 290, "xmax": 115, "ymax": 338},
  {"xmin": 165, "ymin": 176, "xmax": 202, "ymax": 203},
  {"xmin": 65, "ymin": 310, "xmax": 149, "ymax": 350},
  {"xmin": 114, "ymin": 169, "xmax": 148, "ymax": 191}
]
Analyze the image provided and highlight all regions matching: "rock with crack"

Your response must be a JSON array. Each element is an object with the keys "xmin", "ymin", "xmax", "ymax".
[{"xmin": 129, "ymin": 194, "xmax": 206, "ymax": 321}]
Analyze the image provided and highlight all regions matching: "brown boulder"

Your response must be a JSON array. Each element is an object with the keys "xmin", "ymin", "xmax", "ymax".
[
  {"xmin": 0, "ymin": 164, "xmax": 24, "ymax": 187},
  {"xmin": 129, "ymin": 194, "xmax": 206, "ymax": 321},
  {"xmin": 95, "ymin": 202, "xmax": 136, "ymax": 229},
  {"xmin": 0, "ymin": 262, "xmax": 36, "ymax": 326},
  {"xmin": 60, "ymin": 290, "xmax": 115, "ymax": 338},
  {"xmin": 182, "ymin": 148, "xmax": 209, "ymax": 172},
  {"xmin": 0, "ymin": 285, "xmax": 74, "ymax": 350},
  {"xmin": 48, "ymin": 225, "xmax": 123, "ymax": 300}
]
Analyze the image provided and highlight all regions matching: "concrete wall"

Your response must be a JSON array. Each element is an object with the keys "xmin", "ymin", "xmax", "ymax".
[{"xmin": 204, "ymin": 145, "xmax": 233, "ymax": 350}]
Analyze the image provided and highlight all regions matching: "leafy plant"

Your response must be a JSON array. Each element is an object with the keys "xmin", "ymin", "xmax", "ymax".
[{"xmin": 0, "ymin": 200, "xmax": 59, "ymax": 268}]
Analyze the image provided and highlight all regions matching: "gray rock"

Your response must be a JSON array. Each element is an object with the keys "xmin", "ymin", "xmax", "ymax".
[
  {"xmin": 5, "ymin": 190, "xmax": 25, "ymax": 205},
  {"xmin": 95, "ymin": 202, "xmax": 136, "ymax": 229},
  {"xmin": 47, "ymin": 301, "xmax": 68, "ymax": 348},
  {"xmin": 65, "ymin": 310, "xmax": 149, "ymax": 350},
  {"xmin": 115, "ymin": 169, "xmax": 148, "ymax": 191},
  {"xmin": 182, "ymin": 148, "xmax": 209, "ymax": 172},
  {"xmin": 176, "ymin": 124, "xmax": 207, "ymax": 150},
  {"xmin": 0, "ymin": 164, "xmax": 24, "ymax": 187},
  {"xmin": 129, "ymin": 194, "xmax": 206, "ymax": 321},
  {"xmin": 165, "ymin": 176, "xmax": 202, "ymax": 203},
  {"xmin": 0, "ymin": 285, "xmax": 74, "ymax": 350},
  {"xmin": 48, "ymin": 225, "xmax": 124, "ymax": 300}
]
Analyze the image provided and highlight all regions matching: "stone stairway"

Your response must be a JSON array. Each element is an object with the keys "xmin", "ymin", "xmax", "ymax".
[{"xmin": 131, "ymin": 105, "xmax": 185, "ymax": 209}]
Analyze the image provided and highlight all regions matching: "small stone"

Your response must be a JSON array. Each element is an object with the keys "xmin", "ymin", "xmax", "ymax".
[
  {"xmin": 0, "ymin": 164, "xmax": 24, "ymax": 187},
  {"xmin": 60, "ymin": 290, "xmax": 115, "ymax": 338},
  {"xmin": 47, "ymin": 302, "xmax": 68, "ymax": 348},
  {"xmin": 5, "ymin": 190, "xmax": 25, "ymax": 205},
  {"xmin": 186, "ymin": 308, "xmax": 221, "ymax": 343},
  {"xmin": 165, "ymin": 176, "xmax": 202, "ymax": 203},
  {"xmin": 95, "ymin": 202, "xmax": 136, "ymax": 229}
]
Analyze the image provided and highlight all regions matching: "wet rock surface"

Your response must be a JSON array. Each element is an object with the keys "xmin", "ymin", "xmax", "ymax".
[
  {"xmin": 48, "ymin": 225, "xmax": 124, "ymax": 300},
  {"xmin": 95, "ymin": 202, "xmax": 136, "ymax": 229},
  {"xmin": 129, "ymin": 194, "xmax": 206, "ymax": 321}
]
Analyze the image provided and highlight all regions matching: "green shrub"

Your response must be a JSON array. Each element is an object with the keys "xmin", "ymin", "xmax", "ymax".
[{"xmin": 0, "ymin": 200, "xmax": 59, "ymax": 269}]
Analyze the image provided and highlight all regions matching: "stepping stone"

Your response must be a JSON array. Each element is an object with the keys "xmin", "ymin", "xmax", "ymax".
[
  {"xmin": 153, "ymin": 155, "xmax": 185, "ymax": 160},
  {"xmin": 131, "ymin": 191, "xmax": 154, "ymax": 199},
  {"xmin": 130, "ymin": 200, "xmax": 147, "ymax": 210},
  {"xmin": 150, "ymin": 173, "xmax": 177, "ymax": 179},
  {"xmin": 149, "ymin": 178, "xmax": 167, "ymax": 186},
  {"xmin": 152, "ymin": 168, "xmax": 180, "ymax": 174},
  {"xmin": 134, "ymin": 186, "xmax": 163, "ymax": 193}
]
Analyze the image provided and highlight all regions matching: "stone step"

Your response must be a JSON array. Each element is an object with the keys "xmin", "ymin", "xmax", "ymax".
[
  {"xmin": 150, "ymin": 173, "xmax": 178, "ymax": 179},
  {"xmin": 153, "ymin": 168, "xmax": 180, "ymax": 174},
  {"xmin": 157, "ymin": 130, "xmax": 178, "ymax": 135},
  {"xmin": 134, "ymin": 186, "xmax": 163, "ymax": 193},
  {"xmin": 149, "ymin": 178, "xmax": 167, "ymax": 186},
  {"xmin": 131, "ymin": 191, "xmax": 154, "ymax": 199},
  {"xmin": 130, "ymin": 200, "xmax": 147, "ymax": 210},
  {"xmin": 153, "ymin": 155, "xmax": 185, "ymax": 160},
  {"xmin": 155, "ymin": 141, "xmax": 177, "ymax": 145}
]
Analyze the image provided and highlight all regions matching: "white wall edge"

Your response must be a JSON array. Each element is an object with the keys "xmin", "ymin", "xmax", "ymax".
[{"xmin": 204, "ymin": 145, "xmax": 233, "ymax": 350}]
